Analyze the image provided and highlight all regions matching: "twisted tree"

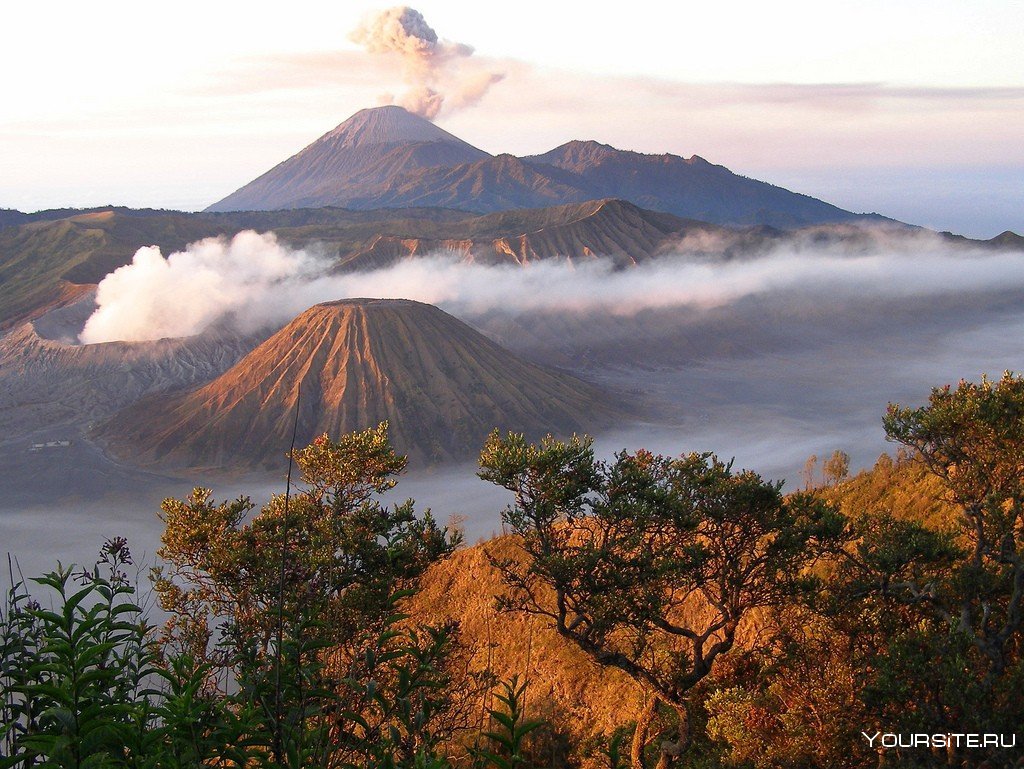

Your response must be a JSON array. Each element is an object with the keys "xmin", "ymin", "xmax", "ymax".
[{"xmin": 478, "ymin": 432, "xmax": 846, "ymax": 769}]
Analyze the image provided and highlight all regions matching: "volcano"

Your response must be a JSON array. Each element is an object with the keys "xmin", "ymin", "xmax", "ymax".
[
  {"xmin": 206, "ymin": 105, "xmax": 886, "ymax": 228},
  {"xmin": 96, "ymin": 299, "xmax": 623, "ymax": 469},
  {"xmin": 206, "ymin": 106, "xmax": 488, "ymax": 213}
]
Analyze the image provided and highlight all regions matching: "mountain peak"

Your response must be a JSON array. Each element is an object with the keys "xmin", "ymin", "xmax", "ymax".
[
  {"xmin": 523, "ymin": 140, "xmax": 623, "ymax": 173},
  {"xmin": 989, "ymin": 230, "xmax": 1024, "ymax": 249},
  {"xmin": 322, "ymin": 105, "xmax": 470, "ymax": 149},
  {"xmin": 205, "ymin": 106, "xmax": 488, "ymax": 212},
  {"xmin": 556, "ymin": 139, "xmax": 620, "ymax": 155}
]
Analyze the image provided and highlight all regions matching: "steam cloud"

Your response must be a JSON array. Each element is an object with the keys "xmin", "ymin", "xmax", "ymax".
[
  {"xmin": 80, "ymin": 228, "xmax": 1024, "ymax": 345},
  {"xmin": 349, "ymin": 6, "xmax": 504, "ymax": 119},
  {"xmin": 79, "ymin": 231, "xmax": 322, "ymax": 344}
]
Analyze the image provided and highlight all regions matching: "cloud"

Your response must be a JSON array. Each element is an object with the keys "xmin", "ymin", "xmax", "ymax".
[
  {"xmin": 182, "ymin": 53, "xmax": 1024, "ymax": 171},
  {"xmin": 79, "ymin": 227, "xmax": 1024, "ymax": 344},
  {"xmin": 79, "ymin": 231, "xmax": 323, "ymax": 344},
  {"xmin": 193, "ymin": 52, "xmax": 1024, "ymax": 114}
]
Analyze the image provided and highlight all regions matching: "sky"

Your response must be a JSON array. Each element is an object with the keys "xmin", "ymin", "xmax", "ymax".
[{"xmin": 1, "ymin": 0, "xmax": 1022, "ymax": 237}]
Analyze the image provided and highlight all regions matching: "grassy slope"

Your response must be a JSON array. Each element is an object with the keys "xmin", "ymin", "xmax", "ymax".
[
  {"xmin": 819, "ymin": 451, "xmax": 956, "ymax": 531},
  {"xmin": 403, "ymin": 452, "xmax": 957, "ymax": 763},
  {"xmin": 404, "ymin": 536, "xmax": 646, "ymax": 760},
  {"xmin": 0, "ymin": 212, "xmax": 239, "ymax": 329}
]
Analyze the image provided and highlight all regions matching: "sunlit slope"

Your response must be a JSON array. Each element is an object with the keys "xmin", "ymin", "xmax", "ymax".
[{"xmin": 96, "ymin": 299, "xmax": 625, "ymax": 468}]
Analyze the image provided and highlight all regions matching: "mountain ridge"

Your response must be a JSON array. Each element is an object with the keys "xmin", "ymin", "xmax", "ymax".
[
  {"xmin": 206, "ymin": 105, "xmax": 886, "ymax": 228},
  {"xmin": 0, "ymin": 201, "xmax": 759, "ymax": 329},
  {"xmin": 5, "ymin": 201, "xmax": 1019, "ymax": 332}
]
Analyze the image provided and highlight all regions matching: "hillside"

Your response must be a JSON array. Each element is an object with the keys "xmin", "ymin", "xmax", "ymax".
[
  {"xmin": 340, "ymin": 153, "xmax": 593, "ymax": 213},
  {"xmin": 0, "ymin": 210, "xmax": 243, "ymax": 330},
  {"xmin": 403, "ymin": 451, "xmax": 963, "ymax": 764},
  {"xmin": 524, "ymin": 141, "xmax": 881, "ymax": 228},
  {"xmin": 3, "ymin": 200, "xmax": 1017, "ymax": 332},
  {"xmin": 333, "ymin": 199, "xmax": 738, "ymax": 269},
  {"xmin": 0, "ymin": 201, "xmax": 734, "ymax": 329},
  {"xmin": 0, "ymin": 206, "xmax": 466, "ymax": 328},
  {"xmin": 96, "ymin": 299, "xmax": 625, "ymax": 469},
  {"xmin": 818, "ymin": 450, "xmax": 956, "ymax": 531},
  {"xmin": 405, "ymin": 536, "xmax": 646, "ymax": 759},
  {"xmin": 0, "ymin": 209, "xmax": 30, "ymax": 228}
]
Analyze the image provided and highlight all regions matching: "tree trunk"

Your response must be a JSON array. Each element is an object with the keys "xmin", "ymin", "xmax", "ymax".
[
  {"xmin": 631, "ymin": 695, "xmax": 658, "ymax": 769},
  {"xmin": 654, "ymin": 702, "xmax": 689, "ymax": 769}
]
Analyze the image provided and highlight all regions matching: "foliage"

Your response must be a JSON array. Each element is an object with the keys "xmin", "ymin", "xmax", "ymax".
[
  {"xmin": 880, "ymin": 372, "xmax": 1024, "ymax": 679},
  {"xmin": 154, "ymin": 423, "xmax": 456, "ymax": 661},
  {"xmin": 706, "ymin": 374, "xmax": 1024, "ymax": 767},
  {"xmin": 8, "ymin": 376, "xmax": 1024, "ymax": 767},
  {"xmin": 819, "ymin": 450, "xmax": 953, "ymax": 530},
  {"xmin": 816, "ymin": 373, "xmax": 1024, "ymax": 765},
  {"xmin": 0, "ymin": 539, "xmax": 158, "ymax": 768},
  {"xmin": 2, "ymin": 425, "xmax": 471, "ymax": 769},
  {"xmin": 478, "ymin": 432, "xmax": 848, "ymax": 768},
  {"xmin": 0, "ymin": 552, "xmax": 541, "ymax": 769},
  {"xmin": 821, "ymin": 450, "xmax": 850, "ymax": 487},
  {"xmin": 151, "ymin": 423, "xmax": 462, "ymax": 767},
  {"xmin": 470, "ymin": 677, "xmax": 545, "ymax": 769},
  {"xmin": 703, "ymin": 611, "xmax": 870, "ymax": 769},
  {"xmin": 0, "ymin": 548, "xmax": 463, "ymax": 769}
]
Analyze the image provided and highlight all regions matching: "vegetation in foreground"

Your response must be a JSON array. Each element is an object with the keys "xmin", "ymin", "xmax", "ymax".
[{"xmin": 2, "ymin": 375, "xmax": 1023, "ymax": 768}]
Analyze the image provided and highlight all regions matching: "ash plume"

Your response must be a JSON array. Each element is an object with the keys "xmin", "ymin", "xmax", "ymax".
[
  {"xmin": 350, "ymin": 6, "xmax": 504, "ymax": 119},
  {"xmin": 79, "ymin": 227, "xmax": 1024, "ymax": 345}
]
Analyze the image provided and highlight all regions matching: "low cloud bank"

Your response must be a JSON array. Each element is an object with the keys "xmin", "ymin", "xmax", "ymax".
[{"xmin": 80, "ymin": 228, "xmax": 1020, "ymax": 345}]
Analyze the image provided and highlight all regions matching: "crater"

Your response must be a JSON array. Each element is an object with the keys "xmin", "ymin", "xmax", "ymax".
[{"xmin": 30, "ymin": 291, "xmax": 97, "ymax": 345}]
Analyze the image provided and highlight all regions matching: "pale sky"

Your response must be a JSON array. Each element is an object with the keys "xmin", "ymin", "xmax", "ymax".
[{"xmin": 2, "ymin": 0, "xmax": 1022, "ymax": 236}]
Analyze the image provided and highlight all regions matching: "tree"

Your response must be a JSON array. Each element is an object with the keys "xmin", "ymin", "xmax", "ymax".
[
  {"xmin": 882, "ymin": 372, "xmax": 1024, "ymax": 683},
  {"xmin": 802, "ymin": 454, "xmax": 818, "ymax": 490},
  {"xmin": 816, "ymin": 373, "xmax": 1024, "ymax": 766},
  {"xmin": 478, "ymin": 432, "xmax": 847, "ymax": 769},
  {"xmin": 154, "ymin": 423, "xmax": 461, "ymax": 768},
  {"xmin": 1, "ymin": 421, "xmax": 543, "ymax": 769},
  {"xmin": 822, "ymin": 450, "xmax": 850, "ymax": 486},
  {"xmin": 704, "ymin": 609, "xmax": 870, "ymax": 769}
]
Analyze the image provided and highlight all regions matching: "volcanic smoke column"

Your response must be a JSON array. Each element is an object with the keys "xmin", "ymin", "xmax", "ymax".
[{"xmin": 349, "ymin": 6, "xmax": 504, "ymax": 119}]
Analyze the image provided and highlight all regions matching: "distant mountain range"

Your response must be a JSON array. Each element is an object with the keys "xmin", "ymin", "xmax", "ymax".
[
  {"xmin": 96, "ymin": 299, "xmax": 623, "ymax": 468},
  {"xmin": 206, "ymin": 105, "xmax": 885, "ymax": 228},
  {"xmin": 2, "ymin": 201, "xmax": 1021, "ymax": 334},
  {"xmin": 0, "ymin": 202, "xmax": 717, "ymax": 329}
]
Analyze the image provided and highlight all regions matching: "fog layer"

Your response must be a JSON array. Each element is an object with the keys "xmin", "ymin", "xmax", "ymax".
[{"xmin": 82, "ymin": 227, "xmax": 1017, "ymax": 344}]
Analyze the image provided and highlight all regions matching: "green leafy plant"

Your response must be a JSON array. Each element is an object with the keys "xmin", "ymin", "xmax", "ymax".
[
  {"xmin": 0, "ymin": 539, "xmax": 155, "ymax": 768},
  {"xmin": 470, "ymin": 677, "xmax": 545, "ymax": 769}
]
